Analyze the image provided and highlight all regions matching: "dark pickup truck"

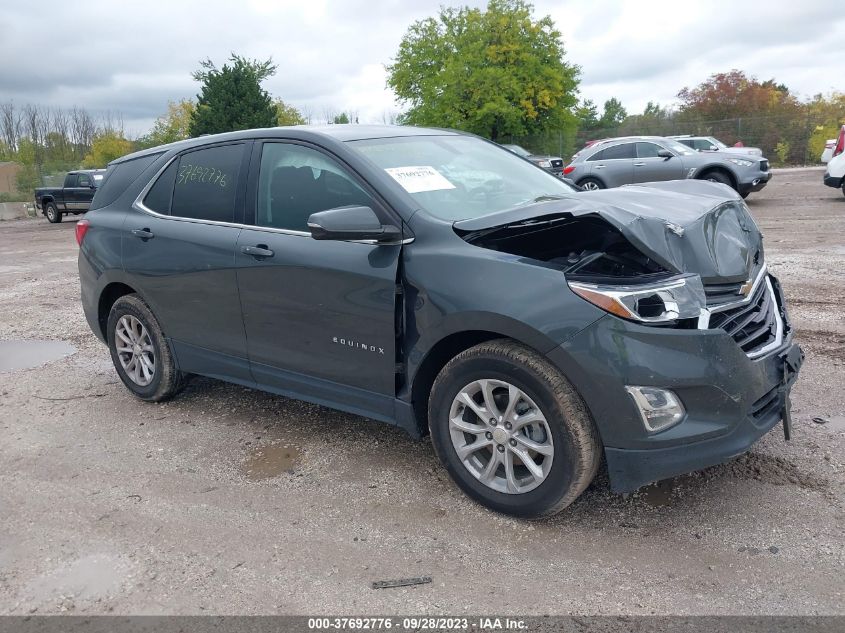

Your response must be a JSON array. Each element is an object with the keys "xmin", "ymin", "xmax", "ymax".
[{"xmin": 35, "ymin": 169, "xmax": 106, "ymax": 223}]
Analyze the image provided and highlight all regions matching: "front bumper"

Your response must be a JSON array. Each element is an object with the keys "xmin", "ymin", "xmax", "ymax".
[
  {"xmin": 823, "ymin": 172, "xmax": 842, "ymax": 189},
  {"xmin": 737, "ymin": 170, "xmax": 772, "ymax": 195},
  {"xmin": 546, "ymin": 276, "xmax": 802, "ymax": 492}
]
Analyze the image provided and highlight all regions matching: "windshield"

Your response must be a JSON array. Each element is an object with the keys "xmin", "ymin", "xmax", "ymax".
[
  {"xmin": 502, "ymin": 144, "xmax": 531, "ymax": 157},
  {"xmin": 660, "ymin": 138, "xmax": 696, "ymax": 156},
  {"xmin": 348, "ymin": 135, "xmax": 578, "ymax": 221}
]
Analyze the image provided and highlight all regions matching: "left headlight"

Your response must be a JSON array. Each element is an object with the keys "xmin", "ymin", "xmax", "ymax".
[
  {"xmin": 727, "ymin": 157, "xmax": 754, "ymax": 167},
  {"xmin": 568, "ymin": 274, "xmax": 706, "ymax": 324}
]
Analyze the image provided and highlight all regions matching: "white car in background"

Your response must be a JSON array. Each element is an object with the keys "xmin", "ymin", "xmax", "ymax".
[
  {"xmin": 823, "ymin": 126, "xmax": 845, "ymax": 196},
  {"xmin": 669, "ymin": 135, "xmax": 763, "ymax": 157},
  {"xmin": 821, "ymin": 125, "xmax": 844, "ymax": 164}
]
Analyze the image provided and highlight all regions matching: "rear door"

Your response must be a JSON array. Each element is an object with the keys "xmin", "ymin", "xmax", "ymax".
[
  {"xmin": 632, "ymin": 142, "xmax": 685, "ymax": 183},
  {"xmin": 235, "ymin": 140, "xmax": 401, "ymax": 416},
  {"xmin": 122, "ymin": 142, "xmax": 252, "ymax": 381},
  {"xmin": 586, "ymin": 142, "xmax": 635, "ymax": 187}
]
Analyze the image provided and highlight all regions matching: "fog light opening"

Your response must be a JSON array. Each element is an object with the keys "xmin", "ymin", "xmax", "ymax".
[{"xmin": 625, "ymin": 386, "xmax": 685, "ymax": 433}]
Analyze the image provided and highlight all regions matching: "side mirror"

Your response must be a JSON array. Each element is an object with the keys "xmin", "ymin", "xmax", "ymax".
[
  {"xmin": 308, "ymin": 206, "xmax": 401, "ymax": 243},
  {"xmin": 708, "ymin": 145, "xmax": 719, "ymax": 151},
  {"xmin": 657, "ymin": 149, "xmax": 674, "ymax": 159}
]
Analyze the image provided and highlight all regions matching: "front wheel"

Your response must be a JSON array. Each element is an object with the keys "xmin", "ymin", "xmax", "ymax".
[
  {"xmin": 107, "ymin": 294, "xmax": 187, "ymax": 401},
  {"xmin": 428, "ymin": 340, "xmax": 601, "ymax": 518},
  {"xmin": 44, "ymin": 203, "xmax": 61, "ymax": 223}
]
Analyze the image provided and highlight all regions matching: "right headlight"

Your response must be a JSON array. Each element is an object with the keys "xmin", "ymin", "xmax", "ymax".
[{"xmin": 568, "ymin": 274, "xmax": 706, "ymax": 323}]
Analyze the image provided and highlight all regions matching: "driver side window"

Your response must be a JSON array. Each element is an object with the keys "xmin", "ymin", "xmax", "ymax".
[{"xmin": 256, "ymin": 143, "xmax": 376, "ymax": 232}]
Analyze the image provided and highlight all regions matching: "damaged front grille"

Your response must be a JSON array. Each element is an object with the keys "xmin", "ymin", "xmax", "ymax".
[
  {"xmin": 706, "ymin": 275, "xmax": 784, "ymax": 358},
  {"xmin": 703, "ymin": 280, "xmax": 745, "ymax": 307}
]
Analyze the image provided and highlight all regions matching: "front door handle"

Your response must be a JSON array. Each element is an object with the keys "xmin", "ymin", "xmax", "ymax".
[
  {"xmin": 633, "ymin": 162, "xmax": 645, "ymax": 166},
  {"xmin": 593, "ymin": 164, "xmax": 605, "ymax": 169},
  {"xmin": 241, "ymin": 244, "xmax": 274, "ymax": 259},
  {"xmin": 131, "ymin": 228, "xmax": 154, "ymax": 240}
]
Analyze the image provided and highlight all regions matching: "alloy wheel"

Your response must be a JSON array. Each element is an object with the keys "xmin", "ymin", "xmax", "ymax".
[
  {"xmin": 448, "ymin": 379, "xmax": 554, "ymax": 494},
  {"xmin": 581, "ymin": 181, "xmax": 600, "ymax": 191},
  {"xmin": 115, "ymin": 315, "xmax": 155, "ymax": 386}
]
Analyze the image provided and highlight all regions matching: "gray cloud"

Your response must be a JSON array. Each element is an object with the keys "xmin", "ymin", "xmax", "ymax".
[{"xmin": 1, "ymin": 0, "xmax": 842, "ymax": 136}]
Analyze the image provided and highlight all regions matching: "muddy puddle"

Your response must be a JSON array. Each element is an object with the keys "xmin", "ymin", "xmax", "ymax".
[
  {"xmin": 0, "ymin": 339, "xmax": 76, "ymax": 372},
  {"xmin": 639, "ymin": 479, "xmax": 675, "ymax": 507},
  {"xmin": 242, "ymin": 443, "xmax": 302, "ymax": 481}
]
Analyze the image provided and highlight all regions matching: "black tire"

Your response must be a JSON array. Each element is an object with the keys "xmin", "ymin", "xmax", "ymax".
[
  {"xmin": 701, "ymin": 170, "xmax": 734, "ymax": 189},
  {"xmin": 428, "ymin": 339, "xmax": 601, "ymax": 518},
  {"xmin": 578, "ymin": 177, "xmax": 605, "ymax": 191},
  {"xmin": 841, "ymin": 184, "xmax": 845, "ymax": 198},
  {"xmin": 44, "ymin": 202, "xmax": 61, "ymax": 223},
  {"xmin": 107, "ymin": 294, "xmax": 187, "ymax": 402}
]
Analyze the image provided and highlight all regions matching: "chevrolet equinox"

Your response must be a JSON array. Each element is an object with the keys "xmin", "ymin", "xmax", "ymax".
[{"xmin": 78, "ymin": 125, "xmax": 802, "ymax": 517}]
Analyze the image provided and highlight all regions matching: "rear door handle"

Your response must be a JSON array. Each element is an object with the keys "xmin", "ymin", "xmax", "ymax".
[
  {"xmin": 593, "ymin": 164, "xmax": 605, "ymax": 169},
  {"xmin": 131, "ymin": 228, "xmax": 154, "ymax": 240},
  {"xmin": 633, "ymin": 162, "xmax": 645, "ymax": 166},
  {"xmin": 241, "ymin": 244, "xmax": 274, "ymax": 259}
]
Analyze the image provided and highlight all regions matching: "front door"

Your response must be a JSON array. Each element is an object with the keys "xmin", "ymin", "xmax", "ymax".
[
  {"xmin": 235, "ymin": 141, "xmax": 401, "ymax": 417},
  {"xmin": 632, "ymin": 142, "xmax": 685, "ymax": 183},
  {"xmin": 122, "ymin": 142, "xmax": 252, "ymax": 381}
]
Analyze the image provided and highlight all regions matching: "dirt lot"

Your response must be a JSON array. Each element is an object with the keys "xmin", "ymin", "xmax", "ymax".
[{"xmin": 0, "ymin": 169, "xmax": 843, "ymax": 616}]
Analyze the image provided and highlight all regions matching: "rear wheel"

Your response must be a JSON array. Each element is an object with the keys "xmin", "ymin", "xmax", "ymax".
[
  {"xmin": 428, "ymin": 339, "xmax": 601, "ymax": 518},
  {"xmin": 107, "ymin": 294, "xmax": 187, "ymax": 401},
  {"xmin": 44, "ymin": 202, "xmax": 61, "ymax": 223},
  {"xmin": 578, "ymin": 177, "xmax": 604, "ymax": 191}
]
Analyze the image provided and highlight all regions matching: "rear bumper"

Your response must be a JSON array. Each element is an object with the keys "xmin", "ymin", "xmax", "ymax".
[
  {"xmin": 546, "ymin": 274, "xmax": 802, "ymax": 492},
  {"xmin": 823, "ymin": 172, "xmax": 842, "ymax": 188}
]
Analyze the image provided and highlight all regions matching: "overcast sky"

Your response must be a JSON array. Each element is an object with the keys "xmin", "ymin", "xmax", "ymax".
[{"xmin": 2, "ymin": 0, "xmax": 843, "ymax": 137}]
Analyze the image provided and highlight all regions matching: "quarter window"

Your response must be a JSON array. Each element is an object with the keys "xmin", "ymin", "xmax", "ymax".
[
  {"xmin": 143, "ymin": 161, "xmax": 178, "ymax": 214},
  {"xmin": 169, "ymin": 144, "xmax": 244, "ymax": 223},
  {"xmin": 256, "ymin": 143, "xmax": 376, "ymax": 232}
]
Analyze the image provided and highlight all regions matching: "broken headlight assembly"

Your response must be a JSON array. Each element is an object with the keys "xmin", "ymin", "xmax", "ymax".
[{"xmin": 567, "ymin": 273, "xmax": 706, "ymax": 324}]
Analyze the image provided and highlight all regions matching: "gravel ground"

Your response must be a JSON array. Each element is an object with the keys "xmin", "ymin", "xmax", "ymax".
[{"xmin": 0, "ymin": 169, "xmax": 843, "ymax": 616}]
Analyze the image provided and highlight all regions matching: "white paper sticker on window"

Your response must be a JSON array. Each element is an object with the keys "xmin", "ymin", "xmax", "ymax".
[{"xmin": 384, "ymin": 166, "xmax": 456, "ymax": 193}]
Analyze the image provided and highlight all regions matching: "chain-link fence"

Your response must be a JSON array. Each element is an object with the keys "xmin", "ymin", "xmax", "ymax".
[{"xmin": 505, "ymin": 114, "xmax": 836, "ymax": 166}]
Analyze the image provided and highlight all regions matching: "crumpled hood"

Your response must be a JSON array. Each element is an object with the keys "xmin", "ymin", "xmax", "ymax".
[{"xmin": 454, "ymin": 180, "xmax": 763, "ymax": 284}]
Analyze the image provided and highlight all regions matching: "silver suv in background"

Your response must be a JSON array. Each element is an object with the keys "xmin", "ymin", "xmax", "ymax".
[
  {"xmin": 669, "ymin": 135, "xmax": 763, "ymax": 157},
  {"xmin": 564, "ymin": 136, "xmax": 771, "ymax": 198}
]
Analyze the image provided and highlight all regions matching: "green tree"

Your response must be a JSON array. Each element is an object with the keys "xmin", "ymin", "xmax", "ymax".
[
  {"xmin": 189, "ymin": 54, "xmax": 278, "ymax": 136},
  {"xmin": 387, "ymin": 0, "xmax": 580, "ymax": 141},
  {"xmin": 274, "ymin": 99, "xmax": 306, "ymax": 126},
  {"xmin": 138, "ymin": 100, "xmax": 196, "ymax": 148},
  {"xmin": 81, "ymin": 132, "xmax": 132, "ymax": 168},
  {"xmin": 598, "ymin": 97, "xmax": 627, "ymax": 128},
  {"xmin": 14, "ymin": 138, "xmax": 41, "ymax": 191},
  {"xmin": 575, "ymin": 99, "xmax": 599, "ymax": 129},
  {"xmin": 332, "ymin": 112, "xmax": 351, "ymax": 124}
]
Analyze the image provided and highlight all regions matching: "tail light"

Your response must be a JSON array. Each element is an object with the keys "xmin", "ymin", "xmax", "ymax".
[
  {"xmin": 75, "ymin": 219, "xmax": 90, "ymax": 246},
  {"xmin": 563, "ymin": 165, "xmax": 575, "ymax": 175},
  {"xmin": 834, "ymin": 125, "xmax": 845, "ymax": 157}
]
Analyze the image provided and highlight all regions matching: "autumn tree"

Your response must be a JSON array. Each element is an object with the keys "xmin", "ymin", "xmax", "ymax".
[
  {"xmin": 677, "ymin": 70, "xmax": 800, "ymax": 120},
  {"xmin": 189, "ymin": 55, "xmax": 278, "ymax": 136},
  {"xmin": 274, "ymin": 99, "xmax": 306, "ymax": 126},
  {"xmin": 81, "ymin": 132, "xmax": 132, "ymax": 168},
  {"xmin": 138, "ymin": 100, "xmax": 195, "ymax": 148},
  {"xmin": 387, "ymin": 0, "xmax": 580, "ymax": 141}
]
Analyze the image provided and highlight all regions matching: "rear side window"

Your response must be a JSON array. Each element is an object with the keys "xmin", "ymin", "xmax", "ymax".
[
  {"xmin": 90, "ymin": 153, "xmax": 163, "ymax": 210},
  {"xmin": 77, "ymin": 173, "xmax": 91, "ymax": 187},
  {"xmin": 170, "ymin": 144, "xmax": 244, "ymax": 223}
]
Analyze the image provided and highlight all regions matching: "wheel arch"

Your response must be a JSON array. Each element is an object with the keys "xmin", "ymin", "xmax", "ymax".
[
  {"xmin": 696, "ymin": 165, "xmax": 737, "ymax": 190},
  {"xmin": 97, "ymin": 281, "xmax": 138, "ymax": 340},
  {"xmin": 407, "ymin": 322, "xmax": 558, "ymax": 437},
  {"xmin": 41, "ymin": 197, "xmax": 54, "ymax": 209},
  {"xmin": 576, "ymin": 174, "xmax": 605, "ymax": 189}
]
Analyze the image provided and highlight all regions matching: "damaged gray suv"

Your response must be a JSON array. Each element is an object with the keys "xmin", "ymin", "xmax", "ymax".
[{"xmin": 78, "ymin": 125, "xmax": 802, "ymax": 517}]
